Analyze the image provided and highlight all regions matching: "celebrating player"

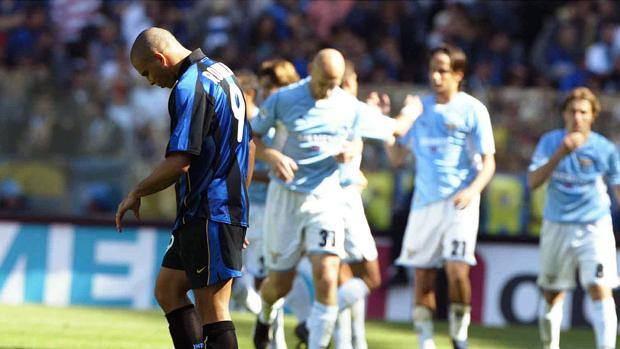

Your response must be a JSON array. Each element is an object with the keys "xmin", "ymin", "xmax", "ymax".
[
  {"xmin": 390, "ymin": 44, "xmax": 496, "ymax": 349},
  {"xmin": 528, "ymin": 87, "xmax": 619, "ymax": 349},
  {"xmin": 116, "ymin": 27, "xmax": 253, "ymax": 349}
]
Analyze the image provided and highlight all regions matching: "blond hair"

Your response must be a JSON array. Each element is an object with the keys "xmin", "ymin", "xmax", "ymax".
[{"xmin": 562, "ymin": 87, "xmax": 601, "ymax": 118}]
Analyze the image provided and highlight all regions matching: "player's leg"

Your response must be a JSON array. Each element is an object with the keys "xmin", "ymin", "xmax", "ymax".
[
  {"xmin": 414, "ymin": 268, "xmax": 438, "ymax": 349},
  {"xmin": 577, "ymin": 216, "xmax": 618, "ymax": 349},
  {"xmin": 288, "ymin": 259, "xmax": 314, "ymax": 345},
  {"xmin": 442, "ymin": 195, "xmax": 480, "ymax": 349},
  {"xmin": 537, "ymin": 220, "xmax": 575, "ymax": 349},
  {"xmin": 334, "ymin": 263, "xmax": 354, "ymax": 349},
  {"xmin": 255, "ymin": 269, "xmax": 296, "ymax": 348},
  {"xmin": 396, "ymin": 202, "xmax": 444, "ymax": 349},
  {"xmin": 308, "ymin": 253, "xmax": 341, "ymax": 349},
  {"xmin": 158, "ymin": 231, "xmax": 204, "ymax": 349},
  {"xmin": 346, "ymin": 260, "xmax": 380, "ymax": 349},
  {"xmin": 350, "ymin": 296, "xmax": 367, "ymax": 349},
  {"xmin": 194, "ymin": 279, "xmax": 238, "ymax": 349},
  {"xmin": 179, "ymin": 219, "xmax": 246, "ymax": 349}
]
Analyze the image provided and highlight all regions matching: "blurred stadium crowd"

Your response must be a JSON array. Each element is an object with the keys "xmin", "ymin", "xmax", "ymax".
[{"xmin": 3, "ymin": 0, "xmax": 620, "ymax": 236}]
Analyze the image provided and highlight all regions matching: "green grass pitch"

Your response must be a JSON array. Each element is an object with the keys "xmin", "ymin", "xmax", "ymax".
[{"xmin": 0, "ymin": 303, "xmax": 599, "ymax": 348}]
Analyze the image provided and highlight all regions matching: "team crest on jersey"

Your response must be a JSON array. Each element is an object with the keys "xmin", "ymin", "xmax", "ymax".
[{"xmin": 578, "ymin": 157, "xmax": 593, "ymax": 168}]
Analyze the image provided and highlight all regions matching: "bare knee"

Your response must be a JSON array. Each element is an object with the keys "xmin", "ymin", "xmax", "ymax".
[
  {"xmin": 588, "ymin": 284, "xmax": 612, "ymax": 301},
  {"xmin": 261, "ymin": 271, "xmax": 296, "ymax": 301},
  {"xmin": 353, "ymin": 260, "xmax": 381, "ymax": 291},
  {"xmin": 542, "ymin": 290, "xmax": 565, "ymax": 306},
  {"xmin": 154, "ymin": 278, "xmax": 190, "ymax": 312},
  {"xmin": 415, "ymin": 269, "xmax": 436, "ymax": 295},
  {"xmin": 445, "ymin": 263, "xmax": 470, "ymax": 287},
  {"xmin": 311, "ymin": 254, "xmax": 340, "ymax": 303}
]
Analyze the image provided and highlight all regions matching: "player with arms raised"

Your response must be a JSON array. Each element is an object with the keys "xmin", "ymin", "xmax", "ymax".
[
  {"xmin": 390, "ymin": 44, "xmax": 496, "ymax": 349},
  {"xmin": 529, "ymin": 87, "xmax": 619, "ymax": 349}
]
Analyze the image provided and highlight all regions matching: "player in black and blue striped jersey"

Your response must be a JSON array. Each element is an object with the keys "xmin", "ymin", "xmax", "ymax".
[{"xmin": 116, "ymin": 27, "xmax": 254, "ymax": 349}]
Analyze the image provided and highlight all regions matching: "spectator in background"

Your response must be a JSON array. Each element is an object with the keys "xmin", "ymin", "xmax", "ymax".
[
  {"xmin": 586, "ymin": 20, "xmax": 617, "ymax": 77},
  {"xmin": 0, "ymin": 179, "xmax": 26, "ymax": 212}
]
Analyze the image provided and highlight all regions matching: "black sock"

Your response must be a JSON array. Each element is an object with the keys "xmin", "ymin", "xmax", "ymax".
[
  {"xmin": 165, "ymin": 304, "xmax": 204, "ymax": 349},
  {"xmin": 203, "ymin": 321, "xmax": 238, "ymax": 349}
]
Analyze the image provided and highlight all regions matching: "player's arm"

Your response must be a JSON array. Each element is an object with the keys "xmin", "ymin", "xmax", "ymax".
[
  {"xmin": 528, "ymin": 132, "xmax": 584, "ymax": 190},
  {"xmin": 115, "ymin": 153, "xmax": 191, "ymax": 231},
  {"xmin": 392, "ymin": 95, "xmax": 423, "ymax": 137},
  {"xmin": 253, "ymin": 134, "xmax": 298, "ymax": 183},
  {"xmin": 454, "ymin": 153, "xmax": 496, "ymax": 209},
  {"xmin": 385, "ymin": 143, "xmax": 410, "ymax": 168},
  {"xmin": 246, "ymin": 139, "xmax": 255, "ymax": 189}
]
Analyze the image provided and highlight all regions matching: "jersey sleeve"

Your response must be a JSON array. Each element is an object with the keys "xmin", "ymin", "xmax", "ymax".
[
  {"xmin": 528, "ymin": 134, "xmax": 551, "ymax": 172},
  {"xmin": 166, "ymin": 66, "xmax": 209, "ymax": 156},
  {"xmin": 471, "ymin": 102, "xmax": 495, "ymax": 155},
  {"xmin": 252, "ymin": 92, "xmax": 278, "ymax": 136},
  {"xmin": 355, "ymin": 101, "xmax": 397, "ymax": 142},
  {"xmin": 606, "ymin": 144, "xmax": 620, "ymax": 186}
]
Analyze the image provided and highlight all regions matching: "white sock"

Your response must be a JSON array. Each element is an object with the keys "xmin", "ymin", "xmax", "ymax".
[
  {"xmin": 592, "ymin": 297, "xmax": 617, "ymax": 349},
  {"xmin": 539, "ymin": 298, "xmax": 563, "ymax": 349},
  {"xmin": 259, "ymin": 297, "xmax": 285, "ymax": 325},
  {"xmin": 334, "ymin": 307, "xmax": 353, "ymax": 349},
  {"xmin": 449, "ymin": 303, "xmax": 471, "ymax": 342},
  {"xmin": 338, "ymin": 278, "xmax": 370, "ymax": 311},
  {"xmin": 270, "ymin": 307, "xmax": 288, "ymax": 349},
  {"xmin": 413, "ymin": 305, "xmax": 436, "ymax": 349},
  {"xmin": 231, "ymin": 278, "xmax": 262, "ymax": 315},
  {"xmin": 351, "ymin": 298, "xmax": 367, "ymax": 349},
  {"xmin": 307, "ymin": 301, "xmax": 338, "ymax": 349},
  {"xmin": 286, "ymin": 276, "xmax": 312, "ymax": 323}
]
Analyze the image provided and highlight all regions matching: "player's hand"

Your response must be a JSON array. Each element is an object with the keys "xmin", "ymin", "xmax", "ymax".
[
  {"xmin": 267, "ymin": 151, "xmax": 298, "ymax": 183},
  {"xmin": 366, "ymin": 91, "xmax": 391, "ymax": 115},
  {"xmin": 243, "ymin": 238, "xmax": 249, "ymax": 249},
  {"xmin": 453, "ymin": 187, "xmax": 476, "ymax": 210},
  {"xmin": 560, "ymin": 132, "xmax": 586, "ymax": 155},
  {"xmin": 401, "ymin": 94, "xmax": 423, "ymax": 120},
  {"xmin": 335, "ymin": 140, "xmax": 362, "ymax": 163},
  {"xmin": 115, "ymin": 191, "xmax": 141, "ymax": 232}
]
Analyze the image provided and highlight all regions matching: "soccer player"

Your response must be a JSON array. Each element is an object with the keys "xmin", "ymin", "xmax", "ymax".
[
  {"xmin": 334, "ymin": 60, "xmax": 420, "ymax": 349},
  {"xmin": 251, "ymin": 48, "xmax": 368, "ymax": 349},
  {"xmin": 235, "ymin": 60, "xmax": 302, "ymax": 349},
  {"xmin": 390, "ymin": 44, "xmax": 496, "ymax": 349},
  {"xmin": 115, "ymin": 27, "xmax": 253, "ymax": 349},
  {"xmin": 528, "ymin": 87, "xmax": 619, "ymax": 349}
]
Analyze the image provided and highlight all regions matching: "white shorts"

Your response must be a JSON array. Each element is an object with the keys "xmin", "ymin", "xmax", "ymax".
[
  {"xmin": 537, "ymin": 215, "xmax": 619, "ymax": 290},
  {"xmin": 244, "ymin": 203, "xmax": 267, "ymax": 278},
  {"xmin": 342, "ymin": 186, "xmax": 378, "ymax": 263},
  {"xmin": 396, "ymin": 195, "xmax": 480, "ymax": 268},
  {"xmin": 263, "ymin": 181, "xmax": 345, "ymax": 271}
]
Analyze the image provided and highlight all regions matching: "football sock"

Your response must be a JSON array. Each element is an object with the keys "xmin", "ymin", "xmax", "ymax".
[
  {"xmin": 413, "ymin": 305, "xmax": 436, "ymax": 349},
  {"xmin": 259, "ymin": 297, "xmax": 284, "ymax": 325},
  {"xmin": 165, "ymin": 304, "xmax": 204, "ymax": 349},
  {"xmin": 271, "ymin": 307, "xmax": 287, "ymax": 349},
  {"xmin": 449, "ymin": 303, "xmax": 471, "ymax": 342},
  {"xmin": 231, "ymin": 278, "xmax": 262, "ymax": 315},
  {"xmin": 351, "ymin": 298, "xmax": 368, "ymax": 349},
  {"xmin": 307, "ymin": 301, "xmax": 338, "ymax": 349},
  {"xmin": 203, "ymin": 321, "xmax": 237, "ymax": 349},
  {"xmin": 334, "ymin": 307, "xmax": 353, "ymax": 349},
  {"xmin": 338, "ymin": 278, "xmax": 369, "ymax": 311},
  {"xmin": 592, "ymin": 297, "xmax": 617, "ymax": 349},
  {"xmin": 539, "ymin": 298, "xmax": 563, "ymax": 349},
  {"xmin": 286, "ymin": 277, "xmax": 312, "ymax": 323}
]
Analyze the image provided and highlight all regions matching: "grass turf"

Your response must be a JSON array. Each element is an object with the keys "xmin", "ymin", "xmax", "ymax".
[{"xmin": 0, "ymin": 303, "xmax": 598, "ymax": 349}]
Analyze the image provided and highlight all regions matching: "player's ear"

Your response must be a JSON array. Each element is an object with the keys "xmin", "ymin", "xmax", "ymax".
[{"xmin": 153, "ymin": 52, "xmax": 167, "ymax": 66}]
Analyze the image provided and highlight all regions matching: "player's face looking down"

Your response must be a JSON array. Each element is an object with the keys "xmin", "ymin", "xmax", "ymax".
[
  {"xmin": 563, "ymin": 99, "xmax": 595, "ymax": 134},
  {"xmin": 429, "ymin": 52, "xmax": 463, "ymax": 99},
  {"xmin": 310, "ymin": 63, "xmax": 342, "ymax": 99},
  {"xmin": 133, "ymin": 52, "xmax": 177, "ymax": 88}
]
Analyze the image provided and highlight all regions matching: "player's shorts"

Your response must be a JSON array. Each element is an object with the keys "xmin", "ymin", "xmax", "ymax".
[
  {"xmin": 537, "ymin": 215, "xmax": 619, "ymax": 290},
  {"xmin": 342, "ymin": 186, "xmax": 378, "ymax": 263},
  {"xmin": 162, "ymin": 218, "xmax": 246, "ymax": 289},
  {"xmin": 396, "ymin": 194, "xmax": 480, "ymax": 268},
  {"xmin": 263, "ymin": 181, "xmax": 345, "ymax": 271},
  {"xmin": 244, "ymin": 202, "xmax": 267, "ymax": 278}
]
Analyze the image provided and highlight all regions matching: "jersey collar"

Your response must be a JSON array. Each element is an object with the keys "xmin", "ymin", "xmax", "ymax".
[{"xmin": 177, "ymin": 49, "xmax": 207, "ymax": 79}]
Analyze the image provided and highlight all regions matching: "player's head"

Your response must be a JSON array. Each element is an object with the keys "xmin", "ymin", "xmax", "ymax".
[
  {"xmin": 561, "ymin": 87, "xmax": 600, "ymax": 133},
  {"xmin": 309, "ymin": 48, "xmax": 345, "ymax": 100},
  {"xmin": 257, "ymin": 59, "xmax": 300, "ymax": 100},
  {"xmin": 235, "ymin": 69, "xmax": 259, "ymax": 117},
  {"xmin": 428, "ymin": 44, "xmax": 467, "ymax": 95},
  {"xmin": 341, "ymin": 59, "xmax": 358, "ymax": 96},
  {"xmin": 130, "ymin": 27, "xmax": 190, "ymax": 88}
]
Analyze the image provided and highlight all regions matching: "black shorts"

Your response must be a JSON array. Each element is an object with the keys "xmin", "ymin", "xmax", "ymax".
[{"xmin": 162, "ymin": 218, "xmax": 246, "ymax": 289}]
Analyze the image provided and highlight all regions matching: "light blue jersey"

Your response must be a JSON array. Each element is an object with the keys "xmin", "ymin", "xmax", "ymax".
[
  {"xmin": 248, "ymin": 110, "xmax": 276, "ymax": 204},
  {"xmin": 529, "ymin": 129, "xmax": 620, "ymax": 223},
  {"xmin": 339, "ymin": 104, "xmax": 396, "ymax": 187},
  {"xmin": 398, "ymin": 92, "xmax": 495, "ymax": 209},
  {"xmin": 251, "ymin": 77, "xmax": 363, "ymax": 193}
]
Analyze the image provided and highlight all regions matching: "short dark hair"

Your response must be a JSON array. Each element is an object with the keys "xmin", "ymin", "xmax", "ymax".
[{"xmin": 429, "ymin": 44, "xmax": 467, "ymax": 75}]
